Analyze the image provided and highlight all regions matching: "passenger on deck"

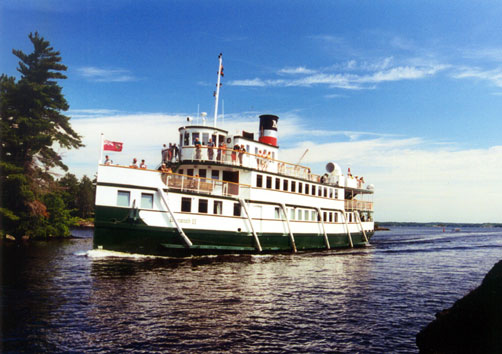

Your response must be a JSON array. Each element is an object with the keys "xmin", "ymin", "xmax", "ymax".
[
  {"xmin": 239, "ymin": 145, "xmax": 245, "ymax": 166},
  {"xmin": 173, "ymin": 143, "xmax": 179, "ymax": 161},
  {"xmin": 221, "ymin": 142, "xmax": 227, "ymax": 162},
  {"xmin": 207, "ymin": 138, "xmax": 215, "ymax": 161},
  {"xmin": 257, "ymin": 150, "xmax": 262, "ymax": 170},
  {"xmin": 140, "ymin": 159, "xmax": 147, "ymax": 169},
  {"xmin": 161, "ymin": 144, "xmax": 169, "ymax": 163},
  {"xmin": 195, "ymin": 138, "xmax": 201, "ymax": 160},
  {"xmin": 168, "ymin": 143, "xmax": 173, "ymax": 162},
  {"xmin": 217, "ymin": 142, "xmax": 223, "ymax": 162},
  {"xmin": 265, "ymin": 152, "xmax": 272, "ymax": 171},
  {"xmin": 160, "ymin": 163, "xmax": 171, "ymax": 184},
  {"xmin": 104, "ymin": 155, "xmax": 111, "ymax": 165},
  {"xmin": 232, "ymin": 144, "xmax": 239, "ymax": 164},
  {"xmin": 130, "ymin": 158, "xmax": 139, "ymax": 168}
]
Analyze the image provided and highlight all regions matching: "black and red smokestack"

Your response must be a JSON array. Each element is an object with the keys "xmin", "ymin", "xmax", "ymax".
[{"xmin": 258, "ymin": 114, "xmax": 279, "ymax": 146}]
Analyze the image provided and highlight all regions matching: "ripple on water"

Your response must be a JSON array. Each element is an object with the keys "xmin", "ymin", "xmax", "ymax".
[{"xmin": 2, "ymin": 227, "xmax": 502, "ymax": 353}]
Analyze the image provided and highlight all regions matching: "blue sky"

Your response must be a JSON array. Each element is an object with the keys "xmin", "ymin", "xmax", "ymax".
[{"xmin": 2, "ymin": 1, "xmax": 502, "ymax": 222}]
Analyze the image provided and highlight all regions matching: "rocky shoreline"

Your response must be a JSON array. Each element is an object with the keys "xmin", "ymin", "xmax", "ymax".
[{"xmin": 416, "ymin": 260, "xmax": 502, "ymax": 353}]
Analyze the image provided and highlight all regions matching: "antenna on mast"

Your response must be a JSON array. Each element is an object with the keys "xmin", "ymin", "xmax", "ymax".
[{"xmin": 213, "ymin": 53, "xmax": 223, "ymax": 127}]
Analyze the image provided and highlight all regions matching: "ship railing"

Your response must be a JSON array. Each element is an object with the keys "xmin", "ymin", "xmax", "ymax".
[
  {"xmin": 344, "ymin": 199, "xmax": 373, "ymax": 211},
  {"xmin": 162, "ymin": 172, "xmax": 251, "ymax": 199},
  {"xmin": 180, "ymin": 146, "xmax": 321, "ymax": 181}
]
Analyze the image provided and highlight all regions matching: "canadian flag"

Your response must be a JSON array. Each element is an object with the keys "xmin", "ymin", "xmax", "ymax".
[{"xmin": 103, "ymin": 139, "xmax": 123, "ymax": 152}]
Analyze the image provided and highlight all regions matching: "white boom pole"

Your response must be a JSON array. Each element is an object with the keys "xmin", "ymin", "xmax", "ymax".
[{"xmin": 213, "ymin": 53, "xmax": 223, "ymax": 127}]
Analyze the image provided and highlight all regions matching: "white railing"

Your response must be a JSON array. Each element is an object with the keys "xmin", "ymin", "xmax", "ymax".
[
  {"xmin": 180, "ymin": 146, "xmax": 318, "ymax": 181},
  {"xmin": 162, "ymin": 172, "xmax": 251, "ymax": 199},
  {"xmin": 344, "ymin": 199, "xmax": 374, "ymax": 211}
]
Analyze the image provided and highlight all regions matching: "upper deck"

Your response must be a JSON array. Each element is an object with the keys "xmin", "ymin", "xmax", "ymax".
[{"xmin": 176, "ymin": 125, "xmax": 372, "ymax": 192}]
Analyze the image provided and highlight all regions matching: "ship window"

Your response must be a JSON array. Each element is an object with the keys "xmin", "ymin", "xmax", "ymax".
[
  {"xmin": 311, "ymin": 185, "xmax": 316, "ymax": 196},
  {"xmin": 283, "ymin": 179, "xmax": 288, "ymax": 191},
  {"xmin": 256, "ymin": 174, "xmax": 263, "ymax": 188},
  {"xmin": 335, "ymin": 189, "xmax": 339, "ymax": 199},
  {"xmin": 199, "ymin": 169, "xmax": 207, "ymax": 178},
  {"xmin": 349, "ymin": 213, "xmax": 353, "ymax": 222},
  {"xmin": 211, "ymin": 170, "xmax": 219, "ymax": 180},
  {"xmin": 198, "ymin": 199, "xmax": 208, "ymax": 213},
  {"xmin": 233, "ymin": 203, "xmax": 241, "ymax": 216},
  {"xmin": 184, "ymin": 132, "xmax": 189, "ymax": 146},
  {"xmin": 323, "ymin": 187, "xmax": 327, "ymax": 198},
  {"xmin": 212, "ymin": 134, "xmax": 217, "ymax": 145},
  {"xmin": 304, "ymin": 210, "xmax": 309, "ymax": 221},
  {"xmin": 192, "ymin": 132, "xmax": 200, "ymax": 145},
  {"xmin": 335, "ymin": 212, "xmax": 339, "ymax": 222},
  {"xmin": 297, "ymin": 209, "xmax": 302, "ymax": 220},
  {"xmin": 290, "ymin": 208, "xmax": 295, "ymax": 220},
  {"xmin": 187, "ymin": 169, "xmax": 194, "ymax": 176},
  {"xmin": 323, "ymin": 212, "xmax": 327, "ymax": 222},
  {"xmin": 218, "ymin": 135, "xmax": 225, "ymax": 145},
  {"xmin": 311, "ymin": 210, "xmax": 317, "ymax": 221},
  {"xmin": 329, "ymin": 188, "xmax": 333, "ymax": 199},
  {"xmin": 181, "ymin": 197, "xmax": 191, "ymax": 212},
  {"xmin": 291, "ymin": 181, "xmax": 296, "ymax": 193},
  {"xmin": 266, "ymin": 176, "xmax": 272, "ymax": 189},
  {"xmin": 179, "ymin": 133, "xmax": 183, "ymax": 147},
  {"xmin": 214, "ymin": 201, "xmax": 222, "ymax": 215},
  {"xmin": 298, "ymin": 182, "xmax": 303, "ymax": 194},
  {"xmin": 275, "ymin": 178, "xmax": 281, "ymax": 190},
  {"xmin": 329, "ymin": 212, "xmax": 333, "ymax": 223},
  {"xmin": 117, "ymin": 191, "xmax": 130, "ymax": 207},
  {"xmin": 178, "ymin": 169, "xmax": 184, "ymax": 175},
  {"xmin": 275, "ymin": 207, "xmax": 281, "ymax": 219},
  {"xmin": 202, "ymin": 133, "xmax": 209, "ymax": 145},
  {"xmin": 304, "ymin": 184, "xmax": 309, "ymax": 194},
  {"xmin": 141, "ymin": 193, "xmax": 153, "ymax": 209},
  {"xmin": 318, "ymin": 187, "xmax": 322, "ymax": 197}
]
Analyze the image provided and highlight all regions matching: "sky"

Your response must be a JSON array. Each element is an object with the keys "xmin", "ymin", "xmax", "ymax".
[{"xmin": 2, "ymin": 0, "xmax": 502, "ymax": 223}]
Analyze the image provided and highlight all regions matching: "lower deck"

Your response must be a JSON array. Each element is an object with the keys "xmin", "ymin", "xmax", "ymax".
[{"xmin": 94, "ymin": 205, "xmax": 373, "ymax": 257}]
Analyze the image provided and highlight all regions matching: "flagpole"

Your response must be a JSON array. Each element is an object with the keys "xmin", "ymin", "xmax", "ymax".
[
  {"xmin": 213, "ymin": 53, "xmax": 223, "ymax": 127},
  {"xmin": 99, "ymin": 133, "xmax": 104, "ymax": 164}
]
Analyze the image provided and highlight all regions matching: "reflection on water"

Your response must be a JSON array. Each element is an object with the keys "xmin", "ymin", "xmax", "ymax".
[{"xmin": 2, "ymin": 227, "xmax": 502, "ymax": 353}]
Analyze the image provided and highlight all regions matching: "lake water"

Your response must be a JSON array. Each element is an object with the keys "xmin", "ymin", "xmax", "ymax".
[{"xmin": 2, "ymin": 226, "xmax": 502, "ymax": 353}]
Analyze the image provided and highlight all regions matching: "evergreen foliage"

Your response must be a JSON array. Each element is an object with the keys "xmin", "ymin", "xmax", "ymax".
[{"xmin": 0, "ymin": 32, "xmax": 83, "ymax": 239}]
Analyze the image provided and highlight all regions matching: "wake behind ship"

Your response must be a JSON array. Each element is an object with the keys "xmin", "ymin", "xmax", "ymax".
[{"xmin": 93, "ymin": 55, "xmax": 375, "ymax": 257}]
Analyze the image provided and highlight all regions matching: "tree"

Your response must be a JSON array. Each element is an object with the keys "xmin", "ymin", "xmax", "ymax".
[
  {"xmin": 59, "ymin": 173, "xmax": 80, "ymax": 214},
  {"xmin": 77, "ymin": 175, "xmax": 95, "ymax": 219},
  {"xmin": 0, "ymin": 32, "xmax": 83, "ymax": 239}
]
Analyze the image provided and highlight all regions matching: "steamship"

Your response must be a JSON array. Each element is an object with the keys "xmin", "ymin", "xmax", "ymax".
[{"xmin": 93, "ymin": 55, "xmax": 375, "ymax": 257}]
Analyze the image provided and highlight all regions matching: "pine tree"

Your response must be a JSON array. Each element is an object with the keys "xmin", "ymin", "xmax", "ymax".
[{"xmin": 0, "ymin": 32, "xmax": 83, "ymax": 239}]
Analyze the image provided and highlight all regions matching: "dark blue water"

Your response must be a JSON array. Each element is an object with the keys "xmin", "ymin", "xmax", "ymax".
[{"xmin": 2, "ymin": 226, "xmax": 502, "ymax": 353}]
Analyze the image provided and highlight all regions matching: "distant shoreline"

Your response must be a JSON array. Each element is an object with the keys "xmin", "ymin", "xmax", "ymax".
[{"xmin": 376, "ymin": 222, "xmax": 502, "ymax": 228}]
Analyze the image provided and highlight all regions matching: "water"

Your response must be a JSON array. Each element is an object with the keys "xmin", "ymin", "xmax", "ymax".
[{"xmin": 2, "ymin": 226, "xmax": 502, "ymax": 353}]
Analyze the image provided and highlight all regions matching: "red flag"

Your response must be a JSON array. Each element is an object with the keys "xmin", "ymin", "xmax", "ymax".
[{"xmin": 103, "ymin": 139, "xmax": 123, "ymax": 152}]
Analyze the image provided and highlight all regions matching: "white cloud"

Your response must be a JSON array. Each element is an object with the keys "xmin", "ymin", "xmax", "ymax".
[
  {"xmin": 278, "ymin": 66, "xmax": 317, "ymax": 75},
  {"xmin": 453, "ymin": 67, "xmax": 502, "ymax": 87},
  {"xmin": 76, "ymin": 66, "xmax": 137, "ymax": 82},
  {"xmin": 229, "ymin": 63, "xmax": 446, "ymax": 89}
]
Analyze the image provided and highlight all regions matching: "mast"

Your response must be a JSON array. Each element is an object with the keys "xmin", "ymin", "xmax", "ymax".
[{"xmin": 213, "ymin": 53, "xmax": 223, "ymax": 127}]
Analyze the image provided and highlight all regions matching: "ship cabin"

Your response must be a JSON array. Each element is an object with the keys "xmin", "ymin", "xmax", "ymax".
[{"xmin": 166, "ymin": 122, "xmax": 374, "ymax": 223}]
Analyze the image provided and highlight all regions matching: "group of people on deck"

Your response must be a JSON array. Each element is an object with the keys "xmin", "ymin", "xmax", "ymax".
[
  {"xmin": 256, "ymin": 150, "xmax": 272, "ymax": 171},
  {"xmin": 161, "ymin": 143, "xmax": 179, "ymax": 164},
  {"xmin": 129, "ymin": 158, "xmax": 147, "ymax": 169},
  {"xmin": 347, "ymin": 168, "xmax": 365, "ymax": 188}
]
